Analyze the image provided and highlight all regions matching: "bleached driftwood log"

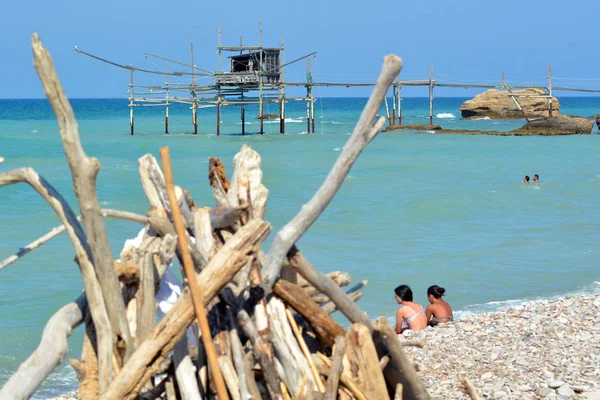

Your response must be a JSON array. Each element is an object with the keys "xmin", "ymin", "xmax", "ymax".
[
  {"xmin": 262, "ymin": 55, "xmax": 403, "ymax": 293},
  {"xmin": 267, "ymin": 297, "xmax": 316, "ymax": 396},
  {"xmin": 100, "ymin": 219, "xmax": 270, "ymax": 400},
  {"xmin": 461, "ymin": 377, "xmax": 482, "ymax": 400},
  {"xmin": 0, "ymin": 208, "xmax": 146, "ymax": 271},
  {"xmin": 33, "ymin": 34, "xmax": 134, "ymax": 365},
  {"xmin": 273, "ymin": 279, "xmax": 345, "ymax": 347},
  {"xmin": 288, "ymin": 247, "xmax": 372, "ymax": 328},
  {"xmin": 0, "ymin": 294, "xmax": 87, "ymax": 399},
  {"xmin": 324, "ymin": 336, "xmax": 345, "ymax": 400},
  {"xmin": 221, "ymin": 288, "xmax": 283, "ymax": 400},
  {"xmin": 373, "ymin": 317, "xmax": 430, "ymax": 400},
  {"xmin": 173, "ymin": 337, "xmax": 202, "ymax": 400},
  {"xmin": 0, "ymin": 167, "xmax": 114, "ymax": 392},
  {"xmin": 343, "ymin": 323, "xmax": 388, "ymax": 399},
  {"xmin": 227, "ymin": 307, "xmax": 255, "ymax": 400},
  {"xmin": 227, "ymin": 144, "xmax": 269, "ymax": 221}
]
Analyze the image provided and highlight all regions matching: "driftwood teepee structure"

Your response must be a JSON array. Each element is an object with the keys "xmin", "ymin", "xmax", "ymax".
[{"xmin": 0, "ymin": 34, "xmax": 447, "ymax": 400}]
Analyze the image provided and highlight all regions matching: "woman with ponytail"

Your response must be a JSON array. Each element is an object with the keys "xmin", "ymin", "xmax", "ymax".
[{"xmin": 425, "ymin": 285, "xmax": 453, "ymax": 326}]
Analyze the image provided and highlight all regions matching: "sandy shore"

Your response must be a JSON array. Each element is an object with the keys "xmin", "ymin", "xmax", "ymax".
[
  {"xmin": 48, "ymin": 293, "xmax": 600, "ymax": 400},
  {"xmin": 401, "ymin": 292, "xmax": 600, "ymax": 399}
]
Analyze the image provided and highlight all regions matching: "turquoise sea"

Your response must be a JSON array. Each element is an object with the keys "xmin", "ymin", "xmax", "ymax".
[{"xmin": 1, "ymin": 96, "xmax": 600, "ymax": 397}]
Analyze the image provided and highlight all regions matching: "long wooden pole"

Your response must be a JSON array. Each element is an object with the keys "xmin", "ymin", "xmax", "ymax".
[
  {"xmin": 548, "ymin": 62, "xmax": 553, "ymax": 118},
  {"xmin": 165, "ymin": 64, "xmax": 169, "ymax": 134},
  {"xmin": 159, "ymin": 147, "xmax": 229, "ymax": 400},
  {"xmin": 428, "ymin": 64, "xmax": 434, "ymax": 125},
  {"xmin": 129, "ymin": 69, "xmax": 134, "ymax": 135}
]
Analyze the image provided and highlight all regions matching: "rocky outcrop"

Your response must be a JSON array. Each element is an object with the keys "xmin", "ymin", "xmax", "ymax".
[
  {"xmin": 460, "ymin": 88, "xmax": 560, "ymax": 120},
  {"xmin": 595, "ymin": 114, "xmax": 600, "ymax": 130},
  {"xmin": 511, "ymin": 115, "xmax": 593, "ymax": 135},
  {"xmin": 383, "ymin": 124, "xmax": 441, "ymax": 132}
]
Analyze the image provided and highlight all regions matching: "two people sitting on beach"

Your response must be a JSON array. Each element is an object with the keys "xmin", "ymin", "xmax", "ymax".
[
  {"xmin": 523, "ymin": 174, "xmax": 540, "ymax": 184},
  {"xmin": 394, "ymin": 285, "xmax": 453, "ymax": 333}
]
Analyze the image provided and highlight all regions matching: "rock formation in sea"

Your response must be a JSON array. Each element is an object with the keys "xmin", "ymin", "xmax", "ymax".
[
  {"xmin": 511, "ymin": 115, "xmax": 593, "ymax": 135},
  {"xmin": 460, "ymin": 88, "xmax": 560, "ymax": 120}
]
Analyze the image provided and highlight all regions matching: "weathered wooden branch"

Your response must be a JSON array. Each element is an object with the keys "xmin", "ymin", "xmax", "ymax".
[
  {"xmin": 267, "ymin": 298, "xmax": 316, "ymax": 396},
  {"xmin": 343, "ymin": 323, "xmax": 388, "ymax": 399},
  {"xmin": 32, "ymin": 34, "xmax": 134, "ymax": 365},
  {"xmin": 321, "ymin": 292, "xmax": 362, "ymax": 316},
  {"xmin": 302, "ymin": 271, "xmax": 352, "ymax": 298},
  {"xmin": 227, "ymin": 307, "xmax": 253, "ymax": 400},
  {"xmin": 0, "ymin": 166, "xmax": 113, "ymax": 391},
  {"xmin": 100, "ymin": 218, "xmax": 270, "ymax": 400},
  {"xmin": 0, "ymin": 294, "xmax": 87, "ymax": 399},
  {"xmin": 227, "ymin": 145, "xmax": 269, "ymax": 221},
  {"xmin": 262, "ymin": 55, "xmax": 403, "ymax": 292},
  {"xmin": 324, "ymin": 336, "xmax": 346, "ymax": 400},
  {"xmin": 287, "ymin": 247, "xmax": 373, "ymax": 330},
  {"xmin": 160, "ymin": 146, "xmax": 229, "ymax": 400},
  {"xmin": 273, "ymin": 279, "xmax": 345, "ymax": 347},
  {"xmin": 315, "ymin": 353, "xmax": 368, "ymax": 400},
  {"xmin": 461, "ymin": 377, "xmax": 482, "ymax": 400},
  {"xmin": 373, "ymin": 317, "xmax": 430, "ymax": 400},
  {"xmin": 136, "ymin": 252, "xmax": 155, "ymax": 346},
  {"xmin": 284, "ymin": 308, "xmax": 325, "ymax": 393},
  {"xmin": 173, "ymin": 337, "xmax": 202, "ymax": 400},
  {"xmin": 0, "ymin": 208, "xmax": 146, "ymax": 271},
  {"xmin": 210, "ymin": 205, "xmax": 248, "ymax": 229},
  {"xmin": 220, "ymin": 288, "xmax": 283, "ymax": 400}
]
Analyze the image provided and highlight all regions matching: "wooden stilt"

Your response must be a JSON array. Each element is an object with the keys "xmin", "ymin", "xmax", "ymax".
[
  {"xmin": 548, "ymin": 62, "xmax": 553, "ymax": 118},
  {"xmin": 306, "ymin": 90, "xmax": 311, "ymax": 134},
  {"xmin": 398, "ymin": 74, "xmax": 402, "ymax": 125},
  {"xmin": 429, "ymin": 64, "xmax": 434, "ymax": 125},
  {"xmin": 217, "ymin": 99, "xmax": 221, "ymax": 136},
  {"xmin": 191, "ymin": 41, "xmax": 198, "ymax": 135},
  {"xmin": 165, "ymin": 64, "xmax": 169, "ymax": 134},
  {"xmin": 384, "ymin": 95, "xmax": 391, "ymax": 126},
  {"xmin": 280, "ymin": 35, "xmax": 285, "ymax": 134},
  {"xmin": 129, "ymin": 69, "xmax": 134, "ymax": 135},
  {"xmin": 280, "ymin": 100, "xmax": 285, "ymax": 134},
  {"xmin": 241, "ymin": 91, "xmax": 245, "ymax": 135},
  {"xmin": 392, "ymin": 84, "xmax": 397, "ymax": 125},
  {"xmin": 193, "ymin": 104, "xmax": 198, "ymax": 135},
  {"xmin": 310, "ymin": 58, "xmax": 315, "ymax": 133},
  {"xmin": 259, "ymin": 21, "xmax": 264, "ymax": 135}
]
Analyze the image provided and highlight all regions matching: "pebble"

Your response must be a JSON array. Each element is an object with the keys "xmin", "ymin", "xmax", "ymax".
[
  {"xmin": 557, "ymin": 385, "xmax": 576, "ymax": 397},
  {"xmin": 549, "ymin": 379, "xmax": 565, "ymax": 388}
]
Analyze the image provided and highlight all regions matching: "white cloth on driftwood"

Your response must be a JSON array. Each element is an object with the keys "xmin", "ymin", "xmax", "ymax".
[{"xmin": 121, "ymin": 228, "xmax": 198, "ymax": 347}]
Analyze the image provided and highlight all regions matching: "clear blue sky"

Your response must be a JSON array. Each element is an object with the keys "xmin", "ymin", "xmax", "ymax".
[{"xmin": 2, "ymin": 0, "xmax": 598, "ymax": 98}]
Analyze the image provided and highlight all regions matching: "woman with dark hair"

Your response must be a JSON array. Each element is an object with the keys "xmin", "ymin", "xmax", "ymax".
[
  {"xmin": 394, "ymin": 285, "xmax": 427, "ymax": 333},
  {"xmin": 425, "ymin": 285, "xmax": 453, "ymax": 326}
]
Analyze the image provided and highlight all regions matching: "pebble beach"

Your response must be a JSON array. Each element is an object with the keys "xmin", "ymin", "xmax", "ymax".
[{"xmin": 402, "ymin": 292, "xmax": 600, "ymax": 399}]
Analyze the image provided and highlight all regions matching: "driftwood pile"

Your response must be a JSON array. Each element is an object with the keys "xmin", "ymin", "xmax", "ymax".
[{"xmin": 0, "ymin": 35, "xmax": 442, "ymax": 400}]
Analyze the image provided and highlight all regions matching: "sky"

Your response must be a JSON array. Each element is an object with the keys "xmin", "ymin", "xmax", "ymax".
[{"xmin": 1, "ymin": 0, "xmax": 598, "ymax": 98}]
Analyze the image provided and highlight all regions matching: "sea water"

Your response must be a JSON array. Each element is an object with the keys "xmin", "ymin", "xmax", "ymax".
[{"xmin": 1, "ymin": 97, "xmax": 599, "ymax": 397}]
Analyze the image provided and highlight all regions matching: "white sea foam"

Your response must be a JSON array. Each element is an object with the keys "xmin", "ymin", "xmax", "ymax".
[
  {"xmin": 454, "ymin": 281, "xmax": 600, "ymax": 319},
  {"xmin": 436, "ymin": 113, "xmax": 455, "ymax": 119},
  {"xmin": 472, "ymin": 116, "xmax": 491, "ymax": 120},
  {"xmin": 333, "ymin": 147, "xmax": 342, "ymax": 152}
]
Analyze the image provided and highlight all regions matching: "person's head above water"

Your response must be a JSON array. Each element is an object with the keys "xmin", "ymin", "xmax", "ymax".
[
  {"xmin": 533, "ymin": 174, "xmax": 539, "ymax": 183},
  {"xmin": 394, "ymin": 285, "xmax": 413, "ymax": 302},
  {"xmin": 523, "ymin": 175, "xmax": 530, "ymax": 184},
  {"xmin": 427, "ymin": 285, "xmax": 446, "ymax": 300}
]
